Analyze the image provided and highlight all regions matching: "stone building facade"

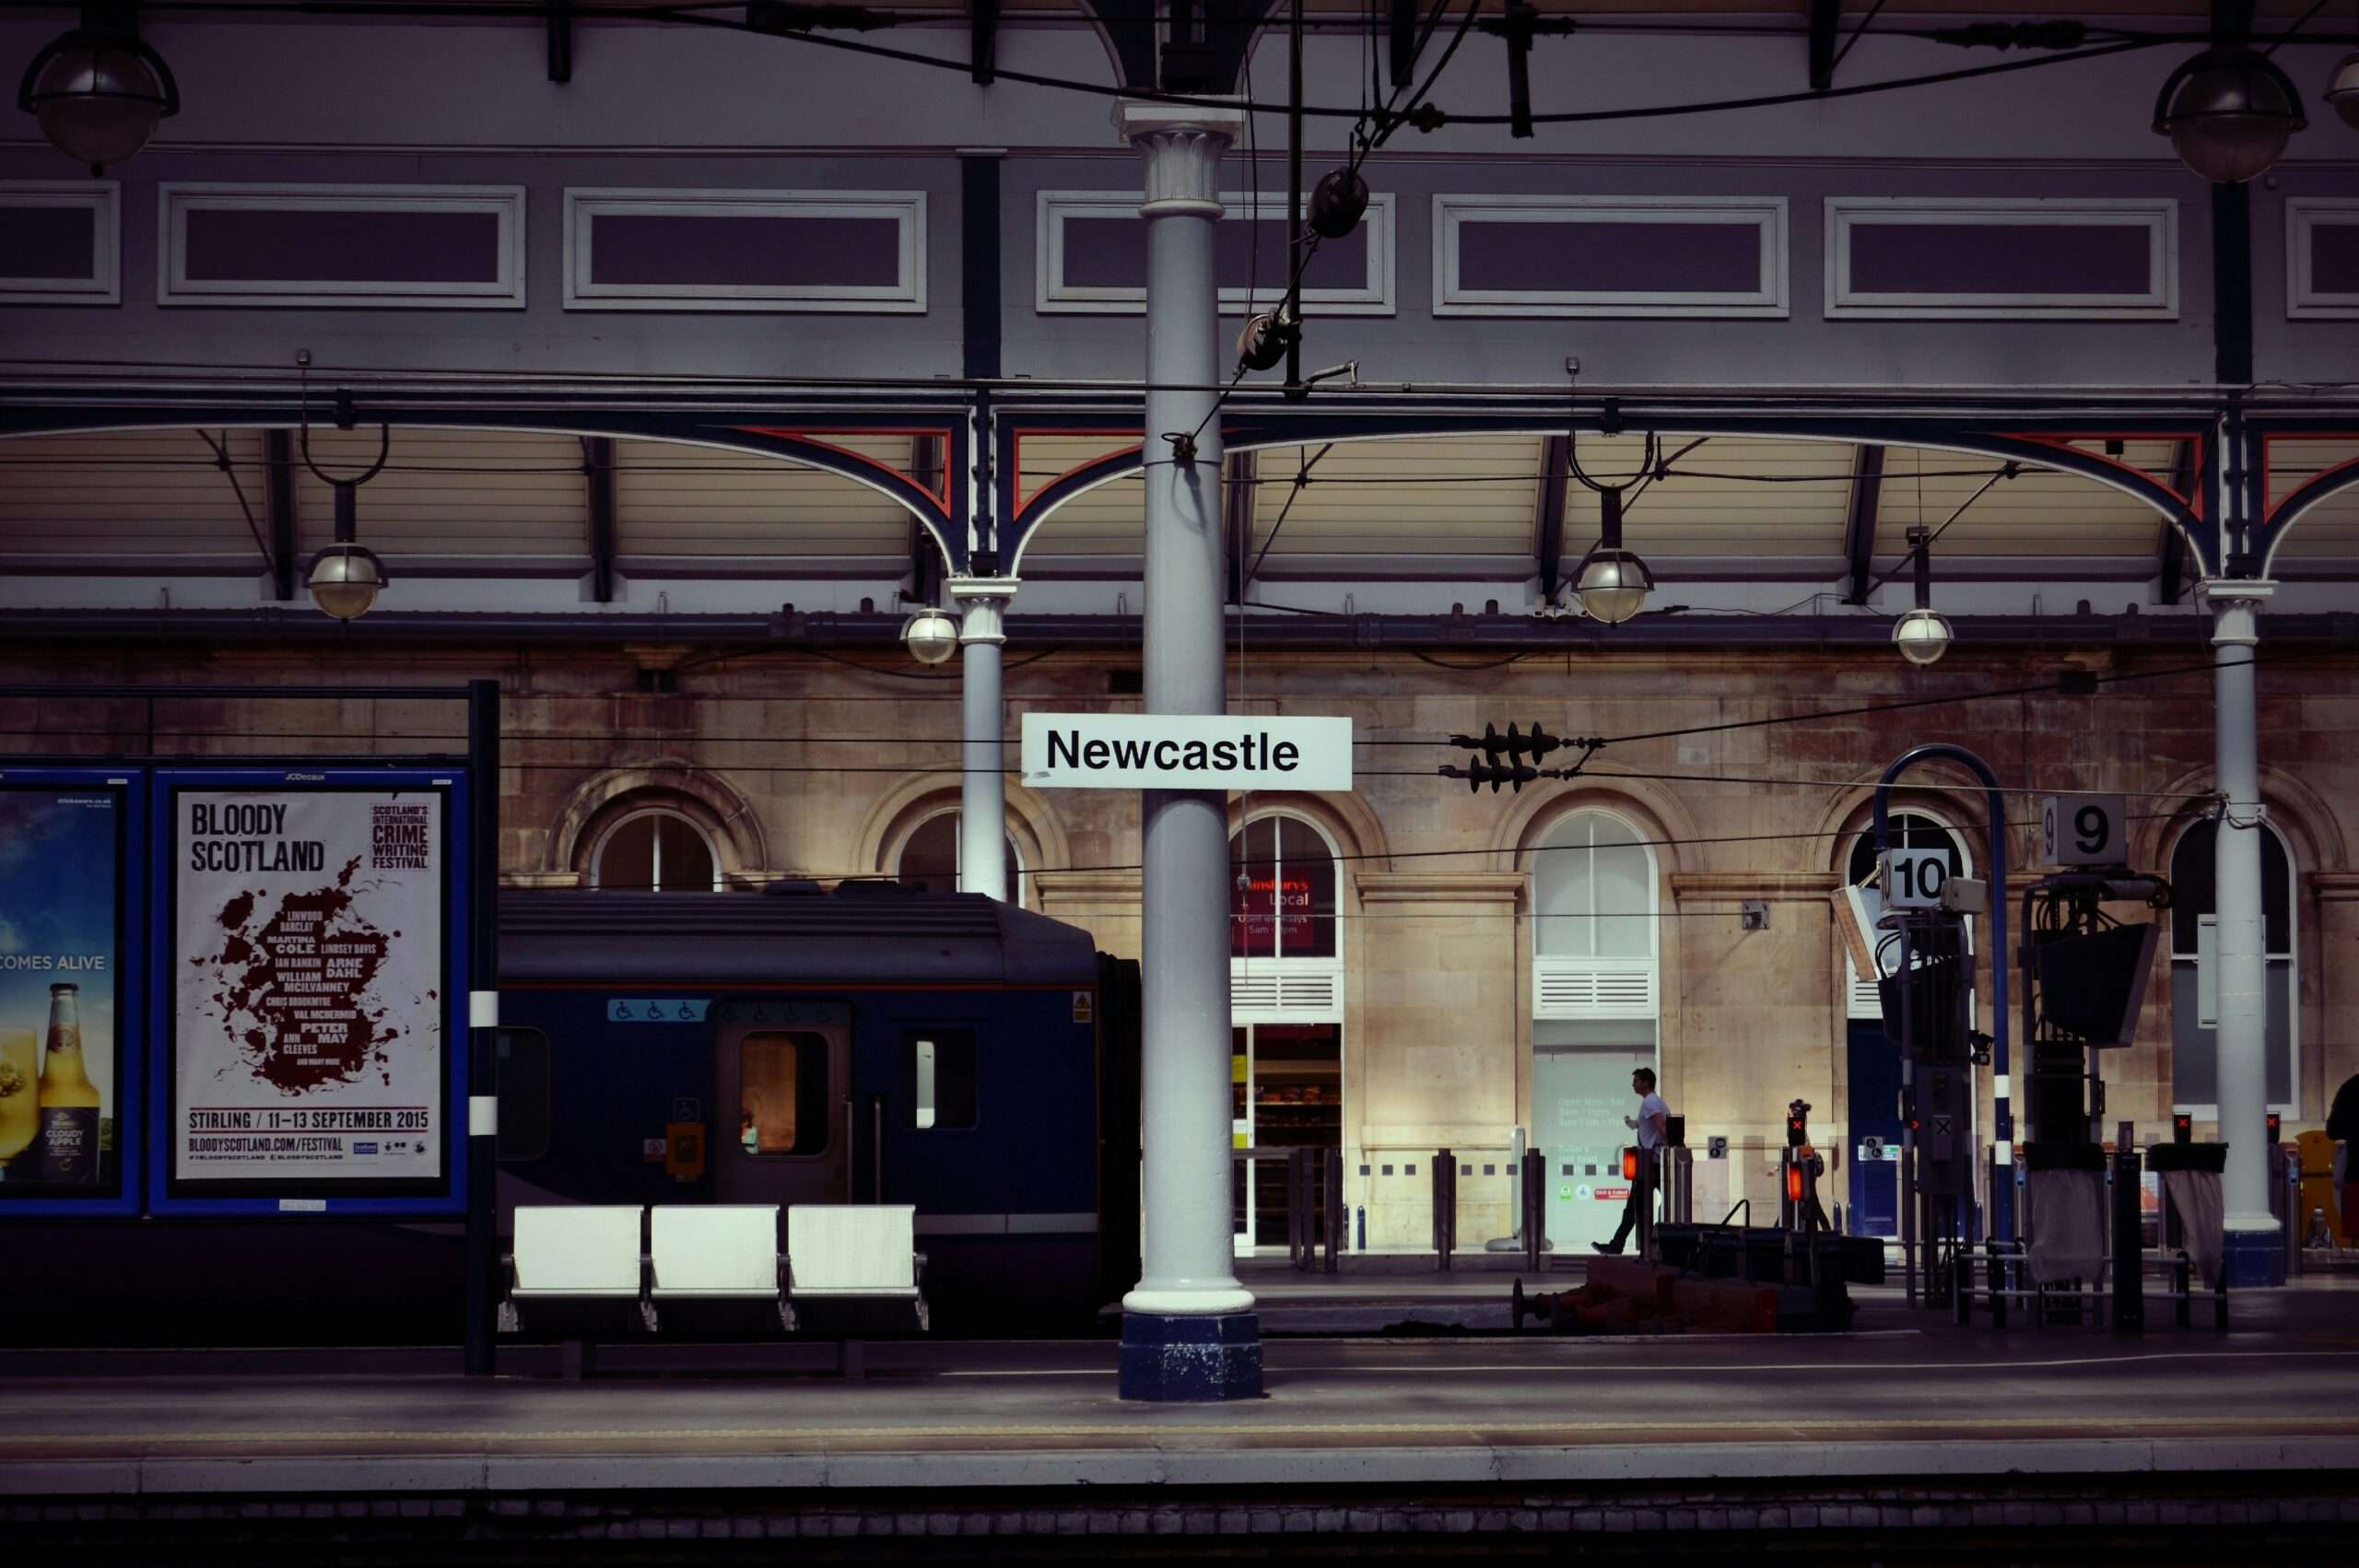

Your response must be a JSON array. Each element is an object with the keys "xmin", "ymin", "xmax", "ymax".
[{"xmin": 9, "ymin": 628, "xmax": 2349, "ymax": 1250}]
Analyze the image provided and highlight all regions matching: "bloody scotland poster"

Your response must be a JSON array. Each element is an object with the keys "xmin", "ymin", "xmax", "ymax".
[{"xmin": 172, "ymin": 788, "xmax": 444, "ymax": 1186}]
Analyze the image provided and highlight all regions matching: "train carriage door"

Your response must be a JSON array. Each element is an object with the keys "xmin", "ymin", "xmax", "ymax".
[{"xmin": 712, "ymin": 999, "xmax": 851, "ymax": 1206}]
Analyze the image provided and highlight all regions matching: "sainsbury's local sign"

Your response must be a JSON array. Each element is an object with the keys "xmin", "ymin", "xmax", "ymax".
[{"xmin": 1020, "ymin": 714, "xmax": 1353, "ymax": 791}]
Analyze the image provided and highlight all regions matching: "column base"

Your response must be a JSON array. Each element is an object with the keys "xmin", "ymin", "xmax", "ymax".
[
  {"xmin": 1118, "ymin": 1311, "xmax": 1263, "ymax": 1401},
  {"xmin": 2223, "ymin": 1222, "xmax": 2285, "ymax": 1288}
]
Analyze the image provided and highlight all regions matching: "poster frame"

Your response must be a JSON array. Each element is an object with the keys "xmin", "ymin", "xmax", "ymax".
[
  {"xmin": 0, "ymin": 766, "xmax": 147, "ymax": 1218},
  {"xmin": 147, "ymin": 766, "xmax": 472, "ymax": 1218}
]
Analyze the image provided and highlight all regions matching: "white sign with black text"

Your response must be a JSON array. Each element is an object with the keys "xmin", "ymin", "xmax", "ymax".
[
  {"xmin": 2040, "ymin": 793, "xmax": 2128, "ymax": 867},
  {"xmin": 1881, "ymin": 848, "xmax": 1950, "ymax": 909},
  {"xmin": 1021, "ymin": 714, "xmax": 1353, "ymax": 791}
]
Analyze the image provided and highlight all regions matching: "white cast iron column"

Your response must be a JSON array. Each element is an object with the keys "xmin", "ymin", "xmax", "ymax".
[
  {"xmin": 1114, "ymin": 99, "xmax": 1259, "ymax": 1400},
  {"xmin": 2203, "ymin": 577, "xmax": 2280, "ymax": 1271},
  {"xmin": 951, "ymin": 578, "xmax": 1015, "ymax": 902}
]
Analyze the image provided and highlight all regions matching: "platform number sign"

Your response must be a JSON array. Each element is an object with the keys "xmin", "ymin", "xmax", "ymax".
[
  {"xmin": 2040, "ymin": 793, "xmax": 2127, "ymax": 867},
  {"xmin": 1881, "ymin": 848, "xmax": 1949, "ymax": 909}
]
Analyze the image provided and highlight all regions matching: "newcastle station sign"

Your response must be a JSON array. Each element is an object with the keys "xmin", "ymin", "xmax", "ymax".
[{"xmin": 1021, "ymin": 715, "xmax": 1353, "ymax": 791}]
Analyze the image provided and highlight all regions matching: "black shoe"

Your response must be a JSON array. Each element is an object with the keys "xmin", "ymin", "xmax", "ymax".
[{"xmin": 1592, "ymin": 1242, "xmax": 1624, "ymax": 1255}]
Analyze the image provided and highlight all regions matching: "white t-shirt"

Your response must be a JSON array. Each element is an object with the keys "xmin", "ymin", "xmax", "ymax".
[{"xmin": 1636, "ymin": 1092, "xmax": 1671, "ymax": 1151}]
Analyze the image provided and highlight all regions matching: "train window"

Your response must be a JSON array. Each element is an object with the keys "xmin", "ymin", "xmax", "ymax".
[
  {"xmin": 907, "ymin": 1029, "xmax": 977, "ymax": 1129},
  {"xmin": 740, "ymin": 1030, "xmax": 828, "ymax": 1156},
  {"xmin": 494, "ymin": 1028, "xmax": 551, "ymax": 1164}
]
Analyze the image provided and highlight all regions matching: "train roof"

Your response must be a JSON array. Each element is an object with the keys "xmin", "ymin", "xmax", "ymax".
[{"xmin": 497, "ymin": 885, "xmax": 1104, "ymax": 988}]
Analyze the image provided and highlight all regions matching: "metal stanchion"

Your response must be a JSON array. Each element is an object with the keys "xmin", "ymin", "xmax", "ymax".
[
  {"xmin": 1290, "ymin": 1148, "xmax": 1315, "ymax": 1272},
  {"xmin": 463, "ymin": 677, "xmax": 501, "ymax": 1379},
  {"xmin": 1432, "ymin": 1147, "xmax": 1456, "ymax": 1270}
]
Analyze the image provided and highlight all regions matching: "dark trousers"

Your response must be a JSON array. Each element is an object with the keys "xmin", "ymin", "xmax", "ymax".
[{"xmin": 1608, "ymin": 1163, "xmax": 1654, "ymax": 1249}]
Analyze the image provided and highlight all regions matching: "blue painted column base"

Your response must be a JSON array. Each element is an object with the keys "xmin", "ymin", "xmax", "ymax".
[
  {"xmin": 1119, "ymin": 1312, "xmax": 1263, "ymax": 1401},
  {"xmin": 2223, "ymin": 1224, "xmax": 2285, "ymax": 1288}
]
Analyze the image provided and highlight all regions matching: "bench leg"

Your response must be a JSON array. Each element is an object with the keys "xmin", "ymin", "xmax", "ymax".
[
  {"xmin": 839, "ymin": 1340, "xmax": 865, "ymax": 1381},
  {"xmin": 562, "ymin": 1340, "xmax": 591, "ymax": 1381}
]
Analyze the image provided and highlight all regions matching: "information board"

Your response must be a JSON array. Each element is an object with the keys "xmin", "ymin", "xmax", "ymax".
[
  {"xmin": 0, "ymin": 778, "xmax": 131, "ymax": 1203},
  {"xmin": 170, "ymin": 784, "xmax": 448, "ymax": 1190}
]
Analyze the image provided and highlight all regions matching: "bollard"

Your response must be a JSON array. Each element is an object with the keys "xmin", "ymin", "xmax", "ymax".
[
  {"xmin": 1324, "ymin": 1148, "xmax": 1344, "ymax": 1272},
  {"xmin": 1634, "ymin": 1147, "xmax": 1657, "ymax": 1260},
  {"xmin": 1292, "ymin": 1147, "xmax": 1316, "ymax": 1273},
  {"xmin": 2110, "ymin": 1141, "xmax": 2143, "ymax": 1333},
  {"xmin": 1356, "ymin": 1204, "xmax": 1366, "ymax": 1253},
  {"xmin": 1432, "ymin": 1147, "xmax": 1455, "ymax": 1270},
  {"xmin": 1521, "ymin": 1150, "xmax": 1547, "ymax": 1273}
]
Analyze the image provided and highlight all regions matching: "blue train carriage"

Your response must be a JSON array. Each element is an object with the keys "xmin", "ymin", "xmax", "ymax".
[{"xmin": 494, "ymin": 882, "xmax": 1143, "ymax": 1331}]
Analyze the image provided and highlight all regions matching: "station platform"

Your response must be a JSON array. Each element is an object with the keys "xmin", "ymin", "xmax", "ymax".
[{"xmin": 7, "ymin": 1274, "xmax": 2356, "ymax": 1561}]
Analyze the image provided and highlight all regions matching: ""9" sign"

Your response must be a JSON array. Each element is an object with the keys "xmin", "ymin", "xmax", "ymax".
[{"xmin": 2040, "ymin": 793, "xmax": 2127, "ymax": 867}]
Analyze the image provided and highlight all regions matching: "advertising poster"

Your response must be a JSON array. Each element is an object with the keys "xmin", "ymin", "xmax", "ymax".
[
  {"xmin": 0, "ymin": 786, "xmax": 121, "ymax": 1195},
  {"xmin": 173, "ymin": 788, "xmax": 444, "ymax": 1187}
]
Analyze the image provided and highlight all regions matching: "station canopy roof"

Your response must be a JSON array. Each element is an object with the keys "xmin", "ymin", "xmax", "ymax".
[{"xmin": 0, "ymin": 424, "xmax": 2352, "ymax": 598}]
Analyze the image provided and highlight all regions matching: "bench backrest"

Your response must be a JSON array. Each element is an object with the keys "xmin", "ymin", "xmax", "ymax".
[
  {"xmin": 513, "ymin": 1204, "xmax": 643, "ymax": 1293},
  {"xmin": 651, "ymin": 1204, "xmax": 780, "ymax": 1292},
  {"xmin": 787, "ymin": 1204, "xmax": 917, "ymax": 1291}
]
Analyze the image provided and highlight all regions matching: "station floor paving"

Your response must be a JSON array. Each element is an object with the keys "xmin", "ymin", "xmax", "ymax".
[{"xmin": 6, "ymin": 1275, "xmax": 2356, "ymax": 1503}]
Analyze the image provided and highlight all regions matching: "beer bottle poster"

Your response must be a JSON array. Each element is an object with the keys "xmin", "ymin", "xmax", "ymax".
[
  {"xmin": 0, "ymin": 787, "xmax": 119, "ymax": 1193},
  {"xmin": 173, "ymin": 789, "xmax": 443, "ymax": 1184}
]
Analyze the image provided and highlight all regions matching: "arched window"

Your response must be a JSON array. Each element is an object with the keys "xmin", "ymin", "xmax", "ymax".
[
  {"xmin": 894, "ymin": 810, "xmax": 1027, "ymax": 905},
  {"xmin": 1228, "ymin": 813, "xmax": 1340, "ymax": 961},
  {"xmin": 1531, "ymin": 809, "xmax": 1659, "ymax": 1017},
  {"xmin": 1226, "ymin": 810, "xmax": 1344, "ymax": 1254},
  {"xmin": 2167, "ymin": 818, "xmax": 2296, "ymax": 1113},
  {"xmin": 590, "ymin": 808, "xmax": 719, "ymax": 892},
  {"xmin": 1528, "ymin": 807, "xmax": 1660, "ymax": 1255}
]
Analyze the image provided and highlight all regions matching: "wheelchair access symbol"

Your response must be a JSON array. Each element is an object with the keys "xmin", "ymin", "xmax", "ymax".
[{"xmin": 607, "ymin": 999, "xmax": 711, "ymax": 1024}]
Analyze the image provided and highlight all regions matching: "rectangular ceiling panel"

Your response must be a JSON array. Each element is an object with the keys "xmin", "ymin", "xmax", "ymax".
[
  {"xmin": 0, "ymin": 429, "xmax": 270, "ymax": 561},
  {"xmin": 614, "ymin": 434, "xmax": 914, "ymax": 561}
]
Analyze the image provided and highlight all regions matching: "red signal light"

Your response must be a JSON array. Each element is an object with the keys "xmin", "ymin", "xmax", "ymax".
[
  {"xmin": 2172, "ymin": 1113, "xmax": 2192, "ymax": 1144},
  {"xmin": 1622, "ymin": 1147, "xmax": 1638, "ymax": 1180},
  {"xmin": 1785, "ymin": 1162, "xmax": 1804, "ymax": 1203}
]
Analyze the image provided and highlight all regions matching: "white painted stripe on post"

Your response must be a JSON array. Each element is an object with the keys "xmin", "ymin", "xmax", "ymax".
[
  {"xmin": 469, "ymin": 1095, "xmax": 499, "ymax": 1137},
  {"xmin": 469, "ymin": 990, "xmax": 499, "ymax": 1028}
]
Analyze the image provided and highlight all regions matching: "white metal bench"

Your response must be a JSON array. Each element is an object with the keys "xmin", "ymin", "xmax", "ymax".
[
  {"xmin": 503, "ymin": 1205, "xmax": 651, "ymax": 1372},
  {"xmin": 650, "ymin": 1203, "xmax": 791, "ymax": 1331},
  {"xmin": 787, "ymin": 1203, "xmax": 930, "ymax": 1334}
]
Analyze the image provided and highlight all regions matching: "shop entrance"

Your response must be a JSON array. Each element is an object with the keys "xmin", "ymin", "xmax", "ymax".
[
  {"xmin": 1534, "ymin": 1038, "xmax": 1655, "ymax": 1252},
  {"xmin": 1231, "ymin": 1022, "xmax": 1342, "ymax": 1252}
]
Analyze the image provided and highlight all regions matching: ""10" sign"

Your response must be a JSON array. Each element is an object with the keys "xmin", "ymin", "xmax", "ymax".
[
  {"xmin": 1881, "ymin": 848, "xmax": 1951, "ymax": 908},
  {"xmin": 2040, "ymin": 793, "xmax": 2128, "ymax": 867}
]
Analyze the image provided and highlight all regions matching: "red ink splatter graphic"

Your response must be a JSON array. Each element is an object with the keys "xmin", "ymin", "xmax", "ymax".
[{"xmin": 190, "ymin": 855, "xmax": 405, "ymax": 1093}]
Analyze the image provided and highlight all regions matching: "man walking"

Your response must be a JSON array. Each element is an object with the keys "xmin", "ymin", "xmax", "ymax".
[{"xmin": 1594, "ymin": 1067, "xmax": 1670, "ymax": 1256}]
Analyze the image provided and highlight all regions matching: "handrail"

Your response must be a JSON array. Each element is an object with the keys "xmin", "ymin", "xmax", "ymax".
[{"xmin": 1719, "ymin": 1199, "xmax": 1751, "ymax": 1227}]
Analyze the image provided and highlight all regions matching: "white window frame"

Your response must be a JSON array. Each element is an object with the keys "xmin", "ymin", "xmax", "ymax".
[
  {"xmin": 1531, "ymin": 808, "xmax": 1661, "ymax": 1022},
  {"xmin": 1432, "ymin": 194, "xmax": 1789, "ymax": 319},
  {"xmin": 0, "ymin": 181, "xmax": 119, "ymax": 305},
  {"xmin": 2287, "ymin": 198, "xmax": 2359, "ymax": 320},
  {"xmin": 1824, "ymin": 196, "xmax": 2178, "ymax": 321},
  {"xmin": 1229, "ymin": 811, "xmax": 1346, "ymax": 1020},
  {"xmin": 562, "ymin": 188, "xmax": 927, "ymax": 313},
  {"xmin": 2169, "ymin": 820, "xmax": 2298, "ymax": 1118},
  {"xmin": 589, "ymin": 807, "xmax": 722, "ymax": 893},
  {"xmin": 158, "ymin": 182, "xmax": 527, "ymax": 309},
  {"xmin": 1037, "ymin": 189, "xmax": 1396, "ymax": 316},
  {"xmin": 893, "ymin": 806, "xmax": 1027, "ymax": 907}
]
